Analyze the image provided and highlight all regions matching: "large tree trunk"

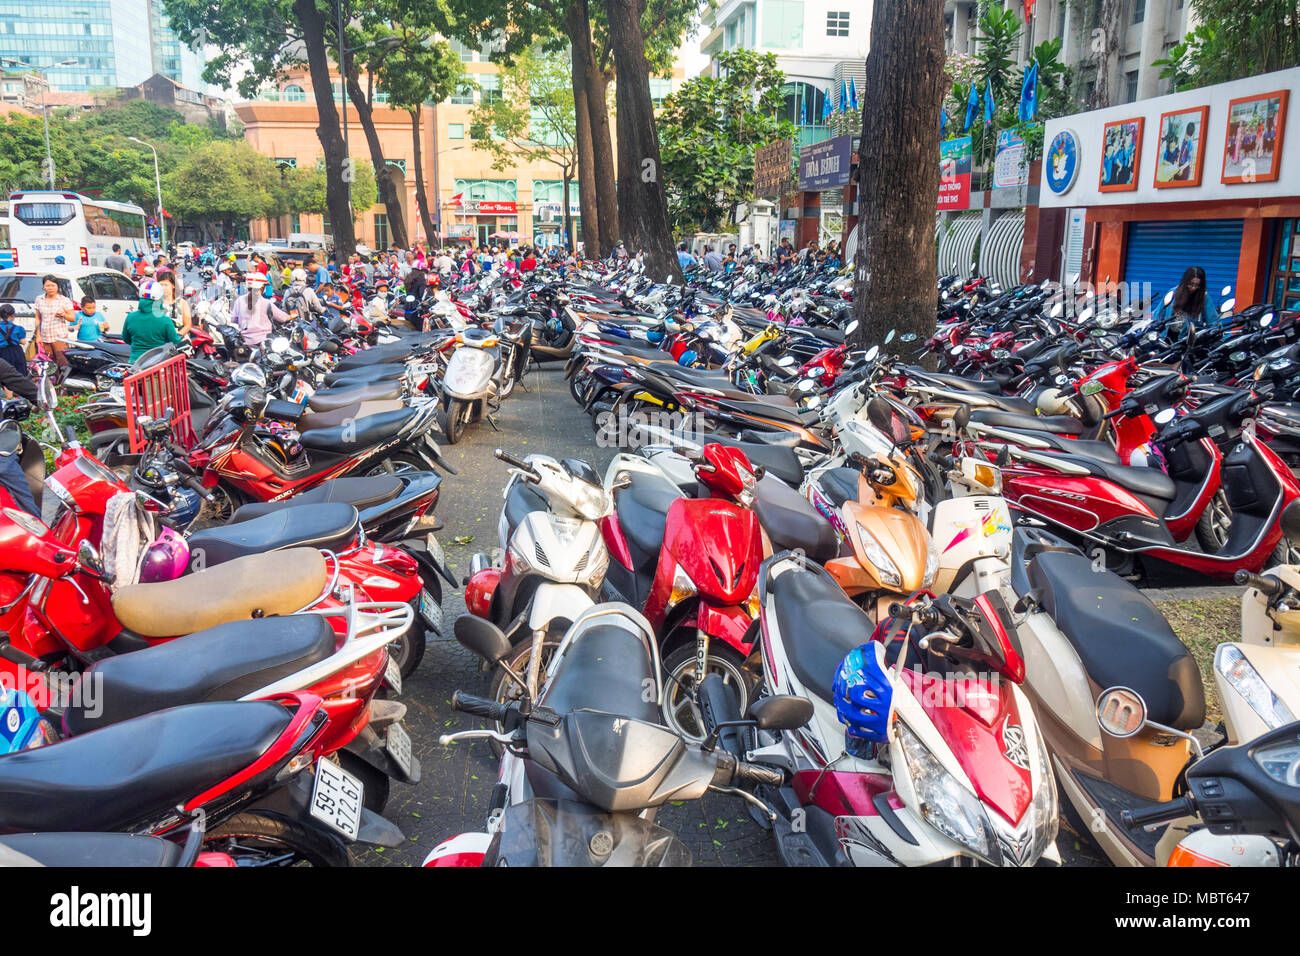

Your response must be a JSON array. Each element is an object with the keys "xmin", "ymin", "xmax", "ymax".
[
  {"xmin": 570, "ymin": 0, "xmax": 617, "ymax": 256},
  {"xmin": 565, "ymin": 8, "xmax": 600, "ymax": 255},
  {"xmin": 603, "ymin": 0, "xmax": 681, "ymax": 282},
  {"xmin": 850, "ymin": 0, "xmax": 945, "ymax": 348},
  {"xmin": 410, "ymin": 106, "xmax": 437, "ymax": 246},
  {"xmin": 346, "ymin": 70, "xmax": 409, "ymax": 249},
  {"xmin": 293, "ymin": 0, "xmax": 355, "ymax": 260}
]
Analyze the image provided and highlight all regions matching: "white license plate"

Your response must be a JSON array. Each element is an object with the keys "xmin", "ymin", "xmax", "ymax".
[
  {"xmin": 309, "ymin": 759, "xmax": 364, "ymax": 840},
  {"xmin": 425, "ymin": 532, "xmax": 446, "ymax": 567},
  {"xmin": 386, "ymin": 723, "xmax": 413, "ymax": 777},
  {"xmin": 384, "ymin": 652, "xmax": 403, "ymax": 695},
  {"xmin": 419, "ymin": 589, "xmax": 442, "ymax": 630}
]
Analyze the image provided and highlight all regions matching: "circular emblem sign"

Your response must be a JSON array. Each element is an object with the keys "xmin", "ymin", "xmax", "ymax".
[{"xmin": 1045, "ymin": 129, "xmax": 1081, "ymax": 195}]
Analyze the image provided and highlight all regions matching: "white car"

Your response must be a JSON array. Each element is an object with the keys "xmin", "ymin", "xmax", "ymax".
[
  {"xmin": 176, "ymin": 241, "xmax": 196, "ymax": 258},
  {"xmin": 0, "ymin": 265, "xmax": 142, "ymax": 335}
]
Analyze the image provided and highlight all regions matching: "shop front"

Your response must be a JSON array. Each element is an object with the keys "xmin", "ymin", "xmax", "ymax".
[
  {"xmin": 444, "ymin": 179, "xmax": 519, "ymax": 247},
  {"xmin": 532, "ymin": 180, "xmax": 580, "ymax": 250},
  {"xmin": 1040, "ymin": 67, "xmax": 1300, "ymax": 309}
]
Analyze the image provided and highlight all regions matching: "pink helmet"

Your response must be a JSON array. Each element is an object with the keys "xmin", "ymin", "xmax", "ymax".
[{"xmin": 138, "ymin": 526, "xmax": 191, "ymax": 583}]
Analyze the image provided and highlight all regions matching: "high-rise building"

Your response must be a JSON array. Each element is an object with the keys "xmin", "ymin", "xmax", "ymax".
[{"xmin": 0, "ymin": 0, "xmax": 205, "ymax": 92}]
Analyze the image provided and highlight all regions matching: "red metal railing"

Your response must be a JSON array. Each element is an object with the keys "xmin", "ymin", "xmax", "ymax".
[{"xmin": 124, "ymin": 353, "xmax": 195, "ymax": 453}]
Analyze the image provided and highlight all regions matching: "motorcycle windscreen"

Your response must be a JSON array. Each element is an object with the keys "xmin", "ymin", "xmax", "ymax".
[{"xmin": 483, "ymin": 798, "xmax": 691, "ymax": 867}]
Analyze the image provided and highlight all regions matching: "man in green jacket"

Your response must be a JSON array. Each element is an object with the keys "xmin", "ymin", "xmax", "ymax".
[{"xmin": 122, "ymin": 280, "xmax": 181, "ymax": 363}]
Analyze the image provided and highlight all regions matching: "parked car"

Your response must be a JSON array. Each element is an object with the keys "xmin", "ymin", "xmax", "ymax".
[{"xmin": 0, "ymin": 265, "xmax": 141, "ymax": 335}]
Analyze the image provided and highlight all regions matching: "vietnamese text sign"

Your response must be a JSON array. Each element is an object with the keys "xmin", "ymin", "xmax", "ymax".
[
  {"xmin": 754, "ymin": 139, "xmax": 794, "ymax": 198},
  {"xmin": 994, "ymin": 129, "xmax": 1030, "ymax": 188},
  {"xmin": 798, "ymin": 135, "xmax": 852, "ymax": 191},
  {"xmin": 938, "ymin": 136, "xmax": 973, "ymax": 210}
]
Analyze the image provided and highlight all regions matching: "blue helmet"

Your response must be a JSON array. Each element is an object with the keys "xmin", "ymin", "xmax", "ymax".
[{"xmin": 833, "ymin": 642, "xmax": 893, "ymax": 743}]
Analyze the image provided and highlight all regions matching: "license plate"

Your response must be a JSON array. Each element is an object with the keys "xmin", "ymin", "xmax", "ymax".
[
  {"xmin": 425, "ymin": 532, "xmax": 446, "ymax": 567},
  {"xmin": 309, "ymin": 759, "xmax": 364, "ymax": 840},
  {"xmin": 386, "ymin": 723, "xmax": 413, "ymax": 777},
  {"xmin": 384, "ymin": 652, "xmax": 402, "ymax": 695},
  {"xmin": 419, "ymin": 588, "xmax": 442, "ymax": 630}
]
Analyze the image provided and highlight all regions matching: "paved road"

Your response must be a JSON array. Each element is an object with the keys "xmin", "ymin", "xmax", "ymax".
[{"xmin": 365, "ymin": 365, "xmax": 1102, "ymax": 866}]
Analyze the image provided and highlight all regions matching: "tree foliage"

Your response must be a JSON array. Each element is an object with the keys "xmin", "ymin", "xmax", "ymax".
[
  {"xmin": 656, "ymin": 49, "xmax": 791, "ymax": 234},
  {"xmin": 1156, "ymin": 0, "xmax": 1300, "ymax": 91},
  {"xmin": 468, "ymin": 47, "xmax": 576, "ymax": 175}
]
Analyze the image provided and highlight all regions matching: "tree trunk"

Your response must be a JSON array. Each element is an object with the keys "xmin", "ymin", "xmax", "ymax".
[
  {"xmin": 570, "ymin": 0, "xmax": 617, "ymax": 256},
  {"xmin": 850, "ymin": 0, "xmax": 945, "ymax": 348},
  {"xmin": 293, "ymin": 0, "xmax": 355, "ymax": 260},
  {"xmin": 410, "ymin": 106, "xmax": 437, "ymax": 246},
  {"xmin": 603, "ymin": 0, "xmax": 681, "ymax": 282},
  {"xmin": 345, "ymin": 70, "xmax": 409, "ymax": 249},
  {"xmin": 565, "ymin": 8, "xmax": 599, "ymax": 255}
]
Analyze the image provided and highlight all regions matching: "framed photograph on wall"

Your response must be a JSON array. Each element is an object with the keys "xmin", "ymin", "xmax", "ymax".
[
  {"xmin": 1098, "ymin": 117, "xmax": 1144, "ymax": 192},
  {"xmin": 1222, "ymin": 90, "xmax": 1289, "ymax": 184},
  {"xmin": 1153, "ymin": 105, "xmax": 1209, "ymax": 188}
]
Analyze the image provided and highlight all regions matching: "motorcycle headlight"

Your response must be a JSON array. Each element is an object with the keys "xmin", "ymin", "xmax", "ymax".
[
  {"xmin": 1024, "ymin": 722, "xmax": 1060, "ymax": 864},
  {"xmin": 923, "ymin": 538, "xmax": 939, "ymax": 589},
  {"xmin": 1216, "ymin": 645, "xmax": 1297, "ymax": 730},
  {"xmin": 896, "ymin": 721, "xmax": 997, "ymax": 862},
  {"xmin": 856, "ymin": 523, "xmax": 902, "ymax": 587},
  {"xmin": 570, "ymin": 480, "xmax": 611, "ymax": 521},
  {"xmin": 585, "ymin": 538, "xmax": 610, "ymax": 584}
]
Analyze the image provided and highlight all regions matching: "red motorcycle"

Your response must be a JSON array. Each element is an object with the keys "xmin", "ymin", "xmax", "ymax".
[{"xmin": 600, "ymin": 442, "xmax": 764, "ymax": 741}]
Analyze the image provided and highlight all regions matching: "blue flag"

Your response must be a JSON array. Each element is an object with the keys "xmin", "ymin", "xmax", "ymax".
[
  {"xmin": 984, "ymin": 77, "xmax": 995, "ymax": 124},
  {"xmin": 964, "ymin": 83, "xmax": 979, "ymax": 130},
  {"xmin": 1018, "ymin": 61, "xmax": 1038, "ymax": 122},
  {"xmin": 840, "ymin": 80, "xmax": 847, "ymax": 113},
  {"xmin": 848, "ymin": 76, "xmax": 858, "ymax": 110},
  {"xmin": 822, "ymin": 87, "xmax": 832, "ymax": 122},
  {"xmin": 799, "ymin": 95, "xmax": 807, "ymax": 126},
  {"xmin": 940, "ymin": 108, "xmax": 948, "ymax": 135}
]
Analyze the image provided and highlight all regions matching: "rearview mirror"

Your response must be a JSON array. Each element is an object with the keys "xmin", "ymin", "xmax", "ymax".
[
  {"xmin": 797, "ymin": 378, "xmax": 815, "ymax": 393},
  {"xmin": 864, "ymin": 345, "xmax": 879, "ymax": 362},
  {"xmin": 1261, "ymin": 313, "xmax": 1275, "ymax": 328},
  {"xmin": 453, "ymin": 615, "xmax": 513, "ymax": 667},
  {"xmin": 777, "ymin": 355, "xmax": 796, "ymax": 368},
  {"xmin": 1220, "ymin": 298, "xmax": 1236, "ymax": 314},
  {"xmin": 747, "ymin": 695, "xmax": 814, "ymax": 731},
  {"xmin": 1164, "ymin": 291, "xmax": 1175, "ymax": 306},
  {"xmin": 1096, "ymin": 686, "xmax": 1147, "ymax": 738},
  {"xmin": 1153, "ymin": 407, "xmax": 1177, "ymax": 425}
]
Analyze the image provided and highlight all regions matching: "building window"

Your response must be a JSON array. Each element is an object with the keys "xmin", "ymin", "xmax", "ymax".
[
  {"xmin": 374, "ymin": 213, "xmax": 389, "ymax": 250},
  {"xmin": 282, "ymin": 84, "xmax": 306, "ymax": 102},
  {"xmin": 449, "ymin": 38, "xmax": 476, "ymax": 62},
  {"xmin": 275, "ymin": 157, "xmax": 297, "ymax": 168},
  {"xmin": 1133, "ymin": 0, "xmax": 1145, "ymax": 21},
  {"xmin": 448, "ymin": 123, "xmax": 465, "ymax": 139},
  {"xmin": 479, "ymin": 74, "xmax": 501, "ymax": 105},
  {"xmin": 1125, "ymin": 70, "xmax": 1139, "ymax": 103},
  {"xmin": 826, "ymin": 11, "xmax": 849, "ymax": 36},
  {"xmin": 649, "ymin": 77, "xmax": 672, "ymax": 108},
  {"xmin": 1271, "ymin": 219, "xmax": 1300, "ymax": 312},
  {"xmin": 453, "ymin": 179, "xmax": 516, "ymax": 202},
  {"xmin": 761, "ymin": 0, "xmax": 804, "ymax": 49},
  {"xmin": 291, "ymin": 213, "xmax": 301, "ymax": 233},
  {"xmin": 449, "ymin": 81, "xmax": 474, "ymax": 105},
  {"xmin": 781, "ymin": 81, "xmax": 825, "ymax": 126}
]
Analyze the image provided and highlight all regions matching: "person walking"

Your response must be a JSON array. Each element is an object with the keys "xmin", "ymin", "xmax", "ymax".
[
  {"xmin": 104, "ymin": 243, "xmax": 131, "ymax": 274},
  {"xmin": 121, "ymin": 281, "xmax": 182, "ymax": 363},
  {"xmin": 703, "ymin": 245, "xmax": 724, "ymax": 272}
]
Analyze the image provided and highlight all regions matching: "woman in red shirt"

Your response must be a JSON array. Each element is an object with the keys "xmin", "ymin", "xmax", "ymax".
[{"xmin": 520, "ymin": 247, "xmax": 538, "ymax": 272}]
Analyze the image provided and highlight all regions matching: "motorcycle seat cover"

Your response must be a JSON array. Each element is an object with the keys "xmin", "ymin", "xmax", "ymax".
[
  {"xmin": 710, "ymin": 397, "xmax": 818, "ymax": 427},
  {"xmin": 614, "ymin": 472, "xmax": 679, "ymax": 559},
  {"xmin": 1031, "ymin": 448, "xmax": 1177, "ymax": 505},
  {"xmin": 309, "ymin": 381, "xmax": 402, "ymax": 411},
  {"xmin": 296, "ymin": 402, "xmax": 361, "ymax": 432},
  {"xmin": 504, "ymin": 481, "xmax": 548, "ymax": 531},
  {"xmin": 738, "ymin": 429, "xmax": 802, "ymax": 448},
  {"xmin": 0, "ymin": 701, "xmax": 291, "ymax": 832},
  {"xmin": 767, "ymin": 565, "xmax": 871, "ymax": 703},
  {"xmin": 971, "ymin": 421, "xmax": 1124, "ymax": 464},
  {"xmin": 0, "ymin": 832, "xmax": 182, "ymax": 867},
  {"xmin": 323, "ymin": 365, "xmax": 405, "ymax": 388},
  {"xmin": 540, "ymin": 624, "xmax": 660, "ymax": 724},
  {"xmin": 187, "ymin": 503, "xmax": 360, "ymax": 567},
  {"xmin": 64, "ymin": 616, "xmax": 335, "ymax": 735},
  {"xmin": 752, "ymin": 475, "xmax": 839, "ymax": 563},
  {"xmin": 300, "ymin": 407, "xmax": 415, "ymax": 451},
  {"xmin": 903, "ymin": 367, "xmax": 1002, "ymax": 395},
  {"xmin": 112, "ymin": 548, "xmax": 328, "ymax": 636},
  {"xmin": 232, "ymin": 476, "xmax": 403, "ymax": 523},
  {"xmin": 696, "ymin": 434, "xmax": 805, "ymax": 488},
  {"xmin": 1028, "ymin": 550, "xmax": 1205, "ymax": 729},
  {"xmin": 969, "ymin": 407, "xmax": 1086, "ymax": 437}
]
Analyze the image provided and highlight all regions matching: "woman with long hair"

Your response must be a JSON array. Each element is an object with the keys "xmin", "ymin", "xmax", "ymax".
[{"xmin": 1153, "ymin": 265, "xmax": 1218, "ymax": 336}]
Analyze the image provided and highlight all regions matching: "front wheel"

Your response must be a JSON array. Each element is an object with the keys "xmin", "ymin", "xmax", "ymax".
[
  {"xmin": 1195, "ymin": 489, "xmax": 1232, "ymax": 553},
  {"xmin": 487, "ymin": 634, "xmax": 562, "ymax": 757},
  {"xmin": 443, "ymin": 399, "xmax": 471, "ymax": 444},
  {"xmin": 204, "ymin": 811, "xmax": 351, "ymax": 867},
  {"xmin": 661, "ymin": 642, "xmax": 758, "ymax": 744}
]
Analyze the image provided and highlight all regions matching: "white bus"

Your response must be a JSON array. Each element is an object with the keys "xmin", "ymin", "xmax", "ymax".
[{"xmin": 7, "ymin": 191, "xmax": 148, "ymax": 270}]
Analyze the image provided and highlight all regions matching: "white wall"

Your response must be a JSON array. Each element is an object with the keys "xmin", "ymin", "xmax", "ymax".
[{"xmin": 1041, "ymin": 66, "xmax": 1300, "ymax": 208}]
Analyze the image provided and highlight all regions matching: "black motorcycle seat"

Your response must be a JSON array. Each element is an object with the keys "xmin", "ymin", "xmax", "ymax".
[
  {"xmin": 540, "ymin": 624, "xmax": 660, "ymax": 724},
  {"xmin": 231, "ymin": 476, "xmax": 404, "ymax": 523},
  {"xmin": 969, "ymin": 411, "xmax": 1122, "ymax": 463},
  {"xmin": 903, "ymin": 367, "xmax": 1002, "ymax": 394},
  {"xmin": 1028, "ymin": 551, "xmax": 1205, "ymax": 729},
  {"xmin": 711, "ymin": 397, "xmax": 817, "ymax": 427},
  {"xmin": 767, "ymin": 565, "xmax": 872, "ymax": 702},
  {"xmin": 1031, "ymin": 448, "xmax": 1177, "ymax": 506},
  {"xmin": 333, "ymin": 337, "xmax": 436, "ymax": 371},
  {"xmin": 587, "ymin": 339, "xmax": 670, "ymax": 362},
  {"xmin": 63, "ymin": 616, "xmax": 336, "ymax": 735},
  {"xmin": 817, "ymin": 466, "xmax": 864, "ymax": 509},
  {"xmin": 752, "ymin": 476, "xmax": 839, "ymax": 563},
  {"xmin": 0, "ymin": 701, "xmax": 292, "ymax": 833},
  {"xmin": 309, "ymin": 381, "xmax": 402, "ymax": 411},
  {"xmin": 504, "ymin": 480, "xmax": 548, "ymax": 530},
  {"xmin": 614, "ymin": 472, "xmax": 679, "ymax": 559},
  {"xmin": 738, "ymin": 428, "xmax": 803, "ymax": 448},
  {"xmin": 696, "ymin": 434, "xmax": 805, "ymax": 487},
  {"xmin": 297, "ymin": 402, "xmax": 362, "ymax": 432},
  {"xmin": 264, "ymin": 398, "xmax": 306, "ymax": 422},
  {"xmin": 300, "ymin": 407, "xmax": 415, "ymax": 450},
  {"xmin": 969, "ymin": 407, "xmax": 1086, "ymax": 436},
  {"xmin": 0, "ymin": 832, "xmax": 183, "ymax": 867},
  {"xmin": 187, "ymin": 503, "xmax": 359, "ymax": 566}
]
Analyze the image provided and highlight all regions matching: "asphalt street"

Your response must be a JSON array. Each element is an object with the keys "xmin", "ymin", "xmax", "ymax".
[{"xmin": 363, "ymin": 364, "xmax": 1104, "ymax": 867}]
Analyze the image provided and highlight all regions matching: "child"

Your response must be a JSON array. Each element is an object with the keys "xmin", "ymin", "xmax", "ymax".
[
  {"xmin": 0, "ymin": 304, "xmax": 28, "ymax": 378},
  {"xmin": 73, "ymin": 296, "xmax": 108, "ymax": 343}
]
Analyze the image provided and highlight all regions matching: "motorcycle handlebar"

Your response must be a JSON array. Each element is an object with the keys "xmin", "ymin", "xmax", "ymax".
[
  {"xmin": 495, "ymin": 448, "xmax": 538, "ymax": 476},
  {"xmin": 451, "ymin": 691, "xmax": 515, "ymax": 724},
  {"xmin": 732, "ymin": 761, "xmax": 785, "ymax": 788},
  {"xmin": 1121, "ymin": 794, "xmax": 1196, "ymax": 830},
  {"xmin": 1234, "ymin": 569, "xmax": 1285, "ymax": 598}
]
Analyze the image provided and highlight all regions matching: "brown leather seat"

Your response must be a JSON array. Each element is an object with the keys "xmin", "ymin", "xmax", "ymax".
[{"xmin": 112, "ymin": 548, "xmax": 328, "ymax": 637}]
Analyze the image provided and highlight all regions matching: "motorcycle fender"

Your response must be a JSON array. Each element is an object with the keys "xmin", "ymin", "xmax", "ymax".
[
  {"xmin": 423, "ymin": 831, "xmax": 491, "ymax": 867},
  {"xmin": 243, "ymin": 771, "xmax": 405, "ymax": 848},
  {"xmin": 526, "ymin": 582, "xmax": 596, "ymax": 633},
  {"xmin": 404, "ymin": 539, "xmax": 458, "ymax": 591},
  {"xmin": 344, "ymin": 724, "xmax": 422, "ymax": 785},
  {"xmin": 694, "ymin": 603, "xmax": 754, "ymax": 657}
]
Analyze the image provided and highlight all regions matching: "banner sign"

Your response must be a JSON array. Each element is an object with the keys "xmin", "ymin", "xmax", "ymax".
[
  {"xmin": 937, "ymin": 136, "xmax": 973, "ymax": 210},
  {"xmin": 994, "ymin": 129, "xmax": 1030, "ymax": 188},
  {"xmin": 460, "ymin": 200, "xmax": 517, "ymax": 215},
  {"xmin": 798, "ymin": 134, "xmax": 852, "ymax": 191},
  {"xmin": 754, "ymin": 139, "xmax": 794, "ymax": 198}
]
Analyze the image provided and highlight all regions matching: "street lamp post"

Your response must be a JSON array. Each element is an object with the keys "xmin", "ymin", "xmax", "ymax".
[
  {"xmin": 128, "ymin": 136, "xmax": 165, "ymax": 252},
  {"xmin": 2, "ymin": 57, "xmax": 79, "ymax": 188}
]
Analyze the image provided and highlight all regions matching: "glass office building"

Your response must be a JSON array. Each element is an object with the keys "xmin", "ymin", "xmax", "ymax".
[{"xmin": 0, "ymin": 0, "xmax": 204, "ymax": 91}]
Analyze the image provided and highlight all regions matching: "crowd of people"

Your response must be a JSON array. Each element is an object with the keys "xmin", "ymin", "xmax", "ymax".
[{"xmin": 676, "ymin": 237, "xmax": 846, "ymax": 273}]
